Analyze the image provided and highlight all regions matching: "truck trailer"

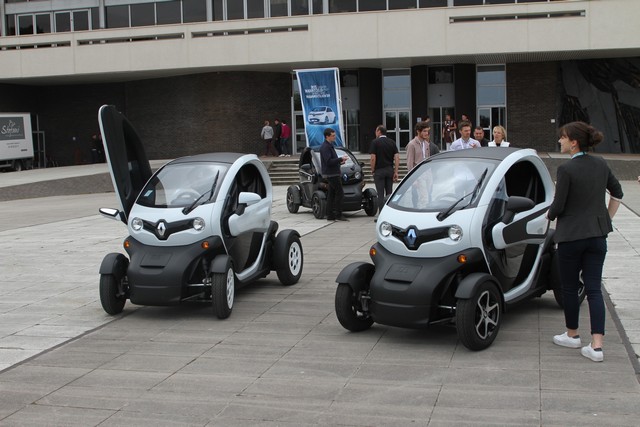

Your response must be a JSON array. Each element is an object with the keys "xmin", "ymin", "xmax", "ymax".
[{"xmin": 0, "ymin": 113, "xmax": 34, "ymax": 171}]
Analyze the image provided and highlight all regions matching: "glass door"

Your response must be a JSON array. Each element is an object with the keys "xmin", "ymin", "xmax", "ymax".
[
  {"xmin": 384, "ymin": 110, "xmax": 411, "ymax": 151},
  {"xmin": 429, "ymin": 107, "xmax": 455, "ymax": 151}
]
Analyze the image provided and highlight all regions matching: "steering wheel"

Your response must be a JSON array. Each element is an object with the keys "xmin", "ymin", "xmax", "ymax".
[
  {"xmin": 173, "ymin": 190, "xmax": 200, "ymax": 204},
  {"xmin": 434, "ymin": 193, "xmax": 459, "ymax": 203}
]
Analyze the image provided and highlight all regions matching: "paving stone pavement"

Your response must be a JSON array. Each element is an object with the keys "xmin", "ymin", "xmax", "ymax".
[{"xmin": 1, "ymin": 172, "xmax": 640, "ymax": 425}]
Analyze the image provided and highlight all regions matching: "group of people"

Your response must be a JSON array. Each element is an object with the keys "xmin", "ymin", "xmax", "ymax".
[{"xmin": 260, "ymin": 119, "xmax": 292, "ymax": 158}]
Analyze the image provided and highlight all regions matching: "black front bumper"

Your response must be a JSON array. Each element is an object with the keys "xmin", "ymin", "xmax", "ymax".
[
  {"xmin": 124, "ymin": 236, "xmax": 223, "ymax": 306},
  {"xmin": 369, "ymin": 243, "xmax": 485, "ymax": 328}
]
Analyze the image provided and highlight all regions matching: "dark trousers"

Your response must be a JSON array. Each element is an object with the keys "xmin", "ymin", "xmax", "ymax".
[
  {"xmin": 280, "ymin": 137, "xmax": 290, "ymax": 155},
  {"xmin": 326, "ymin": 175, "xmax": 344, "ymax": 219},
  {"xmin": 557, "ymin": 236, "xmax": 607, "ymax": 335},
  {"xmin": 374, "ymin": 166, "xmax": 394, "ymax": 214},
  {"xmin": 264, "ymin": 138, "xmax": 277, "ymax": 156}
]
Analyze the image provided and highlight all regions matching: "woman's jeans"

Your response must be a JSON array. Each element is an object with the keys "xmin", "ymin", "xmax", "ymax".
[{"xmin": 557, "ymin": 236, "xmax": 607, "ymax": 335}]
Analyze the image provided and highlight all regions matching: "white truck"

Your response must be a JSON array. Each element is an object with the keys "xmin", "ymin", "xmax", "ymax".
[{"xmin": 0, "ymin": 113, "xmax": 34, "ymax": 171}]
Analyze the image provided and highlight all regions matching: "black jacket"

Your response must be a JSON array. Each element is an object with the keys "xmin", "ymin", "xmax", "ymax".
[
  {"xmin": 320, "ymin": 140, "xmax": 341, "ymax": 177},
  {"xmin": 548, "ymin": 154, "xmax": 623, "ymax": 243}
]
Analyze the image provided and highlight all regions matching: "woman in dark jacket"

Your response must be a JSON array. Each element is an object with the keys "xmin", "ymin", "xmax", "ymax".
[{"xmin": 547, "ymin": 121, "xmax": 623, "ymax": 362}]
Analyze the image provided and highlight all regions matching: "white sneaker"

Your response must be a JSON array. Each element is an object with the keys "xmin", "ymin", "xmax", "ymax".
[
  {"xmin": 285, "ymin": 154, "xmax": 291, "ymax": 157},
  {"xmin": 279, "ymin": 154, "xmax": 285, "ymax": 157},
  {"xmin": 553, "ymin": 332, "xmax": 582, "ymax": 348},
  {"xmin": 581, "ymin": 344, "xmax": 604, "ymax": 362}
]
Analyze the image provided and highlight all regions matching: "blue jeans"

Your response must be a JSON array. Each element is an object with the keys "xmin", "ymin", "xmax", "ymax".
[{"xmin": 557, "ymin": 236, "xmax": 607, "ymax": 335}]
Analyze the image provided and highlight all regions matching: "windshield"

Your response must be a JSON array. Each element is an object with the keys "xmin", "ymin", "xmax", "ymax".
[
  {"xmin": 388, "ymin": 158, "xmax": 497, "ymax": 212},
  {"xmin": 136, "ymin": 162, "xmax": 228, "ymax": 208}
]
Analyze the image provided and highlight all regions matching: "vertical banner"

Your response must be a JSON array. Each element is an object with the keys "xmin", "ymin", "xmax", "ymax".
[{"xmin": 295, "ymin": 68, "xmax": 343, "ymax": 148}]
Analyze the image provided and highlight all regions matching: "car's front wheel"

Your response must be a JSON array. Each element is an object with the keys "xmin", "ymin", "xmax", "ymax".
[
  {"xmin": 335, "ymin": 283, "xmax": 373, "ymax": 332},
  {"xmin": 99, "ymin": 274, "xmax": 127, "ymax": 315},
  {"xmin": 312, "ymin": 192, "xmax": 326, "ymax": 219},
  {"xmin": 286, "ymin": 186, "xmax": 300, "ymax": 213},
  {"xmin": 274, "ymin": 231, "xmax": 303, "ymax": 286},
  {"xmin": 363, "ymin": 188, "xmax": 378, "ymax": 217},
  {"xmin": 456, "ymin": 281, "xmax": 501, "ymax": 351},
  {"xmin": 212, "ymin": 265, "xmax": 234, "ymax": 319}
]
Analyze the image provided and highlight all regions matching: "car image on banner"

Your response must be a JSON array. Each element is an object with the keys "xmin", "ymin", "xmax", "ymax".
[{"xmin": 307, "ymin": 106, "xmax": 336, "ymax": 125}]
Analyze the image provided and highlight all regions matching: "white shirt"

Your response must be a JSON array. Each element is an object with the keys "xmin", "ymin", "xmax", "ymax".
[
  {"xmin": 450, "ymin": 138, "xmax": 481, "ymax": 150},
  {"xmin": 488, "ymin": 140, "xmax": 510, "ymax": 147}
]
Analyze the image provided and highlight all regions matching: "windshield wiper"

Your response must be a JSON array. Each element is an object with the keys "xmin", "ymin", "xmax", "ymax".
[
  {"xmin": 436, "ymin": 168, "xmax": 488, "ymax": 222},
  {"xmin": 182, "ymin": 170, "xmax": 220, "ymax": 215}
]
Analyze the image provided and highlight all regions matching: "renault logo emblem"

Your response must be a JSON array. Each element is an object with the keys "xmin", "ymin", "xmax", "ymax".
[
  {"xmin": 405, "ymin": 227, "xmax": 417, "ymax": 248},
  {"xmin": 157, "ymin": 221, "xmax": 166, "ymax": 237}
]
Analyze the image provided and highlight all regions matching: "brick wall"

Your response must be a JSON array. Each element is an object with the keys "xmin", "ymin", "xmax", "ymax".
[
  {"xmin": 507, "ymin": 62, "xmax": 560, "ymax": 152},
  {"xmin": 1, "ymin": 72, "xmax": 290, "ymax": 166}
]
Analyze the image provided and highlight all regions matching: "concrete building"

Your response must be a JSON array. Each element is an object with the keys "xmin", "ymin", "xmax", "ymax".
[{"xmin": 1, "ymin": 0, "xmax": 639, "ymax": 166}]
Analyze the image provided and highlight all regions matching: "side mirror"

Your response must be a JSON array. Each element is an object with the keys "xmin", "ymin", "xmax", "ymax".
[
  {"xmin": 502, "ymin": 196, "xmax": 535, "ymax": 224},
  {"xmin": 301, "ymin": 164, "xmax": 312, "ymax": 172},
  {"xmin": 99, "ymin": 207, "xmax": 124, "ymax": 222},
  {"xmin": 238, "ymin": 192, "xmax": 261, "ymax": 207}
]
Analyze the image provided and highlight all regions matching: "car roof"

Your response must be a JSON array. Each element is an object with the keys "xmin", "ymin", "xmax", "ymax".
[
  {"xmin": 433, "ymin": 147, "xmax": 522, "ymax": 162},
  {"xmin": 168, "ymin": 152, "xmax": 246, "ymax": 165}
]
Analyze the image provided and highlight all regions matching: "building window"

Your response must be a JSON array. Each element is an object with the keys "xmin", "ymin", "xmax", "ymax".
[
  {"xmin": 420, "ymin": 0, "xmax": 448, "ymax": 6},
  {"xmin": 157, "ymin": 1, "xmax": 182, "ymax": 25},
  {"xmin": 383, "ymin": 69, "xmax": 411, "ymax": 109},
  {"xmin": 248, "ymin": 0, "xmax": 266, "ymax": 18},
  {"xmin": 227, "ymin": 0, "xmax": 245, "ymax": 20},
  {"xmin": 389, "ymin": 0, "xmax": 418, "ymax": 10},
  {"xmin": 477, "ymin": 64, "xmax": 507, "ymax": 132},
  {"xmin": 359, "ymin": 0, "xmax": 386, "ymax": 12},
  {"xmin": 35, "ymin": 14, "xmax": 51, "ymax": 34},
  {"xmin": 292, "ymin": 0, "xmax": 311, "ymax": 15},
  {"xmin": 270, "ymin": 0, "xmax": 288, "ymax": 17},
  {"xmin": 312, "ymin": 0, "xmax": 324, "ymax": 14},
  {"xmin": 330, "ymin": 0, "xmax": 357, "ymax": 13},
  {"xmin": 106, "ymin": 5, "xmax": 130, "ymax": 28},
  {"xmin": 183, "ymin": 0, "xmax": 207, "ymax": 23},
  {"xmin": 17, "ymin": 14, "xmax": 34, "ymax": 35},
  {"xmin": 131, "ymin": 3, "xmax": 156, "ymax": 27}
]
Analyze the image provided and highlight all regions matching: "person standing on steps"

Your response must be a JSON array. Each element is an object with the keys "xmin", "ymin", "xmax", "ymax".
[{"xmin": 370, "ymin": 125, "xmax": 399, "ymax": 217}]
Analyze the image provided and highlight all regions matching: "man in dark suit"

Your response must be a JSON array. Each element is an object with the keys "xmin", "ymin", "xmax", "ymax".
[{"xmin": 369, "ymin": 125, "xmax": 399, "ymax": 216}]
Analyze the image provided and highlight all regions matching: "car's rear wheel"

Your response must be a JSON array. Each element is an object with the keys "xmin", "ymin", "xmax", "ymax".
[
  {"xmin": 456, "ymin": 281, "xmax": 501, "ymax": 351},
  {"xmin": 363, "ymin": 188, "xmax": 378, "ymax": 216},
  {"xmin": 312, "ymin": 192, "xmax": 326, "ymax": 219},
  {"xmin": 274, "ymin": 231, "xmax": 303, "ymax": 286},
  {"xmin": 286, "ymin": 186, "xmax": 300, "ymax": 213},
  {"xmin": 335, "ymin": 283, "xmax": 373, "ymax": 332},
  {"xmin": 212, "ymin": 265, "xmax": 234, "ymax": 319},
  {"xmin": 550, "ymin": 251, "xmax": 586, "ymax": 308},
  {"xmin": 99, "ymin": 274, "xmax": 126, "ymax": 315}
]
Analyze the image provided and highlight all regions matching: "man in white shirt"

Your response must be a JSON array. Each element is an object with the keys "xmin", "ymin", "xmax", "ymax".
[{"xmin": 450, "ymin": 120, "xmax": 481, "ymax": 150}]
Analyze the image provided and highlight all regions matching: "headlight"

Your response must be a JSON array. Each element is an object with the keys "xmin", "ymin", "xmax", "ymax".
[
  {"xmin": 131, "ymin": 217, "xmax": 143, "ymax": 231},
  {"xmin": 355, "ymin": 171, "xmax": 362, "ymax": 180},
  {"xmin": 192, "ymin": 217, "xmax": 205, "ymax": 231},
  {"xmin": 448, "ymin": 225, "xmax": 463, "ymax": 241},
  {"xmin": 379, "ymin": 221, "xmax": 392, "ymax": 237}
]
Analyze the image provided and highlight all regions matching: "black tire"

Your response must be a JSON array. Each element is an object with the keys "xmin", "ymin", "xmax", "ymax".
[
  {"xmin": 99, "ymin": 274, "xmax": 126, "ymax": 315},
  {"xmin": 335, "ymin": 283, "xmax": 373, "ymax": 332},
  {"xmin": 286, "ymin": 186, "xmax": 300, "ymax": 213},
  {"xmin": 456, "ymin": 281, "xmax": 501, "ymax": 351},
  {"xmin": 312, "ymin": 192, "xmax": 326, "ymax": 219},
  {"xmin": 550, "ymin": 251, "xmax": 586, "ymax": 308},
  {"xmin": 363, "ymin": 188, "xmax": 378, "ymax": 217},
  {"xmin": 13, "ymin": 160, "xmax": 23, "ymax": 172},
  {"xmin": 274, "ymin": 231, "xmax": 303, "ymax": 286},
  {"xmin": 212, "ymin": 265, "xmax": 234, "ymax": 319}
]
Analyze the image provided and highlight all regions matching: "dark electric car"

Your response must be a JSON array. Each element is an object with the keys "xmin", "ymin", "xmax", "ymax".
[
  {"xmin": 334, "ymin": 148, "xmax": 584, "ymax": 350},
  {"xmin": 286, "ymin": 146, "xmax": 377, "ymax": 219}
]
